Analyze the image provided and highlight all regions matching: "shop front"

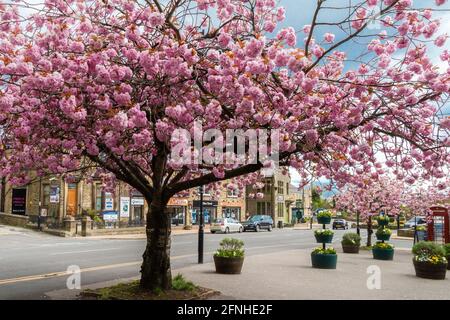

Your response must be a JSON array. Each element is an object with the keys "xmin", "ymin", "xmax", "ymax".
[
  {"xmin": 222, "ymin": 207, "xmax": 241, "ymax": 221},
  {"xmin": 192, "ymin": 200, "xmax": 217, "ymax": 225},
  {"xmin": 130, "ymin": 190, "xmax": 145, "ymax": 226},
  {"xmin": 167, "ymin": 198, "xmax": 188, "ymax": 226}
]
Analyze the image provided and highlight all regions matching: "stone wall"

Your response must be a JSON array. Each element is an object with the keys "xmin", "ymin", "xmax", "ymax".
[{"xmin": 0, "ymin": 213, "xmax": 29, "ymax": 227}]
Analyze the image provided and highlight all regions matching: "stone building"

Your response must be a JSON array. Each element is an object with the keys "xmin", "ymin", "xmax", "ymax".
[
  {"xmin": 245, "ymin": 170, "xmax": 312, "ymax": 226},
  {"xmin": 0, "ymin": 174, "xmax": 246, "ymax": 228}
]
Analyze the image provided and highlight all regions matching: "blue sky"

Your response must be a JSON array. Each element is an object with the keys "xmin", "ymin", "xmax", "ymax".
[{"xmin": 282, "ymin": 0, "xmax": 450, "ymax": 188}]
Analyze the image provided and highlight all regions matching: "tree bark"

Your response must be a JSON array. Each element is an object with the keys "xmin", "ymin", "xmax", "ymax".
[{"xmin": 140, "ymin": 200, "xmax": 172, "ymax": 291}]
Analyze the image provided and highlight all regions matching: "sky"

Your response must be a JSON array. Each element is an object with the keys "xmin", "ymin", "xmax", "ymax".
[{"xmin": 281, "ymin": 0, "xmax": 450, "ymax": 188}]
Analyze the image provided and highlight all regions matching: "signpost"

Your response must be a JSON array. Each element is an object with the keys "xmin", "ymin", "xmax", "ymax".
[{"xmin": 198, "ymin": 186, "xmax": 204, "ymax": 264}]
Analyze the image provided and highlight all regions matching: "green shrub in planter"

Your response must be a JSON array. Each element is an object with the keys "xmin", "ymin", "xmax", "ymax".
[
  {"xmin": 311, "ymin": 247, "xmax": 337, "ymax": 269},
  {"xmin": 412, "ymin": 242, "xmax": 447, "ymax": 279},
  {"xmin": 444, "ymin": 244, "xmax": 450, "ymax": 270},
  {"xmin": 317, "ymin": 211, "xmax": 332, "ymax": 224},
  {"xmin": 376, "ymin": 227, "xmax": 392, "ymax": 241},
  {"xmin": 314, "ymin": 229, "xmax": 334, "ymax": 243},
  {"xmin": 372, "ymin": 242, "xmax": 394, "ymax": 260},
  {"xmin": 341, "ymin": 232, "xmax": 361, "ymax": 253},
  {"xmin": 214, "ymin": 238, "xmax": 245, "ymax": 274}
]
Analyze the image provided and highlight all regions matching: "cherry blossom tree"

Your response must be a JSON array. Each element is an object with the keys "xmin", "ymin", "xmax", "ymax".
[{"xmin": 1, "ymin": 0, "xmax": 449, "ymax": 290}]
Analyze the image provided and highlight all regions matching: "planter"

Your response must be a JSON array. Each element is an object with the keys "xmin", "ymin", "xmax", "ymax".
[
  {"xmin": 317, "ymin": 216, "xmax": 331, "ymax": 224},
  {"xmin": 372, "ymin": 247, "xmax": 394, "ymax": 260},
  {"xmin": 314, "ymin": 233, "xmax": 334, "ymax": 243},
  {"xmin": 377, "ymin": 220, "xmax": 389, "ymax": 226},
  {"xmin": 213, "ymin": 256, "xmax": 244, "ymax": 274},
  {"xmin": 413, "ymin": 259, "xmax": 447, "ymax": 280},
  {"xmin": 311, "ymin": 253, "xmax": 337, "ymax": 269},
  {"xmin": 376, "ymin": 234, "xmax": 391, "ymax": 241},
  {"xmin": 342, "ymin": 244, "xmax": 360, "ymax": 254}
]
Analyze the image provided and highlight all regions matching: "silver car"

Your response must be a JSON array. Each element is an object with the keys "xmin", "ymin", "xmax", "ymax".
[{"xmin": 210, "ymin": 218, "xmax": 243, "ymax": 234}]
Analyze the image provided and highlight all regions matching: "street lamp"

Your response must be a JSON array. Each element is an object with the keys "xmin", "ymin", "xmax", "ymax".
[
  {"xmin": 198, "ymin": 185, "xmax": 204, "ymax": 264},
  {"xmin": 356, "ymin": 211, "xmax": 360, "ymax": 236},
  {"xmin": 38, "ymin": 176, "xmax": 42, "ymax": 231}
]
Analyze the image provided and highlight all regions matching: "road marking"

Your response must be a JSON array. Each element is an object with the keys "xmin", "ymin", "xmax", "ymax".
[
  {"xmin": 49, "ymin": 248, "xmax": 122, "ymax": 255},
  {"xmin": 0, "ymin": 253, "xmax": 207, "ymax": 286}
]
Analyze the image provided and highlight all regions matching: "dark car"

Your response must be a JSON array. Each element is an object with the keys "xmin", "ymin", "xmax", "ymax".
[
  {"xmin": 332, "ymin": 219, "xmax": 348, "ymax": 230},
  {"xmin": 242, "ymin": 215, "xmax": 274, "ymax": 232}
]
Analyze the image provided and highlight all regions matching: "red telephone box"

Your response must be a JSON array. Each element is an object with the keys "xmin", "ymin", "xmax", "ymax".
[{"xmin": 427, "ymin": 206, "xmax": 450, "ymax": 244}]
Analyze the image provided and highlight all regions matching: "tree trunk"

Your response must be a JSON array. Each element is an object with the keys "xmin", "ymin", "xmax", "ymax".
[
  {"xmin": 367, "ymin": 216, "xmax": 373, "ymax": 247},
  {"xmin": 140, "ymin": 200, "xmax": 172, "ymax": 291}
]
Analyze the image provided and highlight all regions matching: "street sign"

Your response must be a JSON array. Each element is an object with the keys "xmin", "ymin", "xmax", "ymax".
[{"xmin": 104, "ymin": 192, "xmax": 114, "ymax": 210}]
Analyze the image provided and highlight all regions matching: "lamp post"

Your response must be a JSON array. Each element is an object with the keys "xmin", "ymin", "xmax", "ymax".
[
  {"xmin": 356, "ymin": 211, "xmax": 360, "ymax": 236},
  {"xmin": 198, "ymin": 185, "xmax": 204, "ymax": 264},
  {"xmin": 38, "ymin": 176, "xmax": 42, "ymax": 231}
]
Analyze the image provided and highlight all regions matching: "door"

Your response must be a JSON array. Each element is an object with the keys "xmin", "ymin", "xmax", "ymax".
[{"xmin": 66, "ymin": 183, "xmax": 77, "ymax": 216}]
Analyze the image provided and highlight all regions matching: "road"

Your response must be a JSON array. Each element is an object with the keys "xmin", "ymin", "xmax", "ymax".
[{"xmin": 0, "ymin": 225, "xmax": 413, "ymax": 299}]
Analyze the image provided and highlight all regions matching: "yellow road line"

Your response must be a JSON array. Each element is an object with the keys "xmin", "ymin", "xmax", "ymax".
[{"xmin": 0, "ymin": 253, "xmax": 207, "ymax": 286}]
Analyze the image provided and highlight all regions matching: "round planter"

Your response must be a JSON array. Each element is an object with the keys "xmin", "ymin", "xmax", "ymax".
[
  {"xmin": 317, "ymin": 216, "xmax": 331, "ymax": 224},
  {"xmin": 342, "ymin": 244, "xmax": 360, "ymax": 254},
  {"xmin": 372, "ymin": 247, "xmax": 394, "ymax": 260},
  {"xmin": 376, "ymin": 233, "xmax": 391, "ymax": 241},
  {"xmin": 314, "ymin": 233, "xmax": 334, "ymax": 243},
  {"xmin": 311, "ymin": 253, "xmax": 337, "ymax": 269},
  {"xmin": 377, "ymin": 219, "xmax": 389, "ymax": 226},
  {"xmin": 413, "ymin": 259, "xmax": 447, "ymax": 280},
  {"xmin": 213, "ymin": 256, "xmax": 244, "ymax": 274}
]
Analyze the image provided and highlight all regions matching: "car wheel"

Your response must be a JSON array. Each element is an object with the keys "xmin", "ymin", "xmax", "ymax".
[
  {"xmin": 225, "ymin": 227, "xmax": 229, "ymax": 234},
  {"xmin": 268, "ymin": 225, "xmax": 272, "ymax": 232},
  {"xmin": 239, "ymin": 227, "xmax": 243, "ymax": 233},
  {"xmin": 211, "ymin": 231, "xmax": 216, "ymax": 234},
  {"xmin": 256, "ymin": 225, "xmax": 260, "ymax": 232}
]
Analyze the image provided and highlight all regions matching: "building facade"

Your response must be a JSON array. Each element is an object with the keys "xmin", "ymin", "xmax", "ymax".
[
  {"xmin": 0, "ymin": 175, "xmax": 246, "ymax": 228},
  {"xmin": 245, "ymin": 170, "xmax": 312, "ymax": 226}
]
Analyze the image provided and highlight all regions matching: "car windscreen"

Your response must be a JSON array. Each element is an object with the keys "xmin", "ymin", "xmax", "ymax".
[
  {"xmin": 213, "ymin": 218, "xmax": 224, "ymax": 223},
  {"xmin": 248, "ymin": 215, "xmax": 262, "ymax": 222}
]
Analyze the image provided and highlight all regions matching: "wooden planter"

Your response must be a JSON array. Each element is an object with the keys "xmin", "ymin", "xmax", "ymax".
[
  {"xmin": 413, "ymin": 259, "xmax": 447, "ymax": 280},
  {"xmin": 342, "ymin": 244, "xmax": 360, "ymax": 254},
  {"xmin": 311, "ymin": 253, "xmax": 337, "ymax": 269},
  {"xmin": 213, "ymin": 256, "xmax": 244, "ymax": 274},
  {"xmin": 372, "ymin": 247, "xmax": 394, "ymax": 260}
]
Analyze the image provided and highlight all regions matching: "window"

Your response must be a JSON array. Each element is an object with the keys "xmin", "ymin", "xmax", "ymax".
[
  {"xmin": 266, "ymin": 202, "xmax": 271, "ymax": 215},
  {"xmin": 257, "ymin": 202, "xmax": 265, "ymax": 215},
  {"xmin": 277, "ymin": 181, "xmax": 284, "ymax": 195},
  {"xmin": 286, "ymin": 183, "xmax": 289, "ymax": 195},
  {"xmin": 95, "ymin": 183, "xmax": 104, "ymax": 211},
  {"xmin": 277, "ymin": 203, "xmax": 284, "ymax": 217},
  {"xmin": 265, "ymin": 180, "xmax": 272, "ymax": 194},
  {"xmin": 43, "ymin": 184, "xmax": 51, "ymax": 206},
  {"xmin": 227, "ymin": 189, "xmax": 238, "ymax": 197}
]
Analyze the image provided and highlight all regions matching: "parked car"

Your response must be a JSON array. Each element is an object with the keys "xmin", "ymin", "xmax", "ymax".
[
  {"xmin": 404, "ymin": 216, "xmax": 427, "ymax": 229},
  {"xmin": 332, "ymin": 219, "xmax": 349, "ymax": 230},
  {"xmin": 242, "ymin": 215, "xmax": 273, "ymax": 232},
  {"xmin": 210, "ymin": 218, "xmax": 243, "ymax": 234}
]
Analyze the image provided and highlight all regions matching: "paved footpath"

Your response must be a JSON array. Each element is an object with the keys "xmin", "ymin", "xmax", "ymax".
[{"xmin": 176, "ymin": 248, "xmax": 450, "ymax": 300}]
